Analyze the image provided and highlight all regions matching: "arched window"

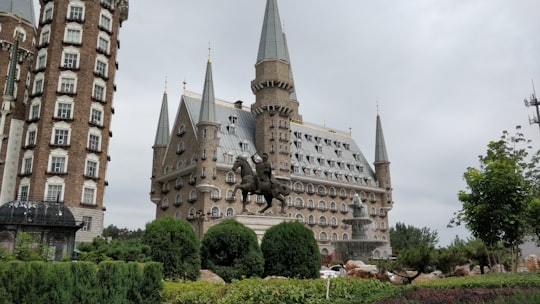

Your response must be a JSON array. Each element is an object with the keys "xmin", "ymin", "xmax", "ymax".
[
  {"xmin": 174, "ymin": 194, "xmax": 182, "ymax": 207},
  {"xmin": 160, "ymin": 198, "xmax": 169, "ymax": 210},
  {"xmin": 319, "ymin": 232, "xmax": 328, "ymax": 241},
  {"xmin": 211, "ymin": 207, "xmax": 220, "ymax": 218},
  {"xmin": 317, "ymin": 185, "xmax": 326, "ymax": 196},
  {"xmin": 211, "ymin": 188, "xmax": 220, "ymax": 199},
  {"xmin": 332, "ymin": 233, "xmax": 338, "ymax": 241},
  {"xmin": 319, "ymin": 216, "xmax": 327, "ymax": 226},
  {"xmin": 294, "ymin": 197, "xmax": 303, "ymax": 208},
  {"xmin": 175, "ymin": 211, "xmax": 181, "ymax": 220},
  {"xmin": 331, "ymin": 217, "xmax": 337, "ymax": 226},
  {"xmin": 307, "ymin": 199, "xmax": 314, "ymax": 209},
  {"xmin": 308, "ymin": 215, "xmax": 314, "ymax": 224},
  {"xmin": 330, "ymin": 201, "xmax": 337, "ymax": 211},
  {"xmin": 226, "ymin": 208, "xmax": 234, "ymax": 217},
  {"xmin": 321, "ymin": 248, "xmax": 329, "ymax": 256},
  {"xmin": 226, "ymin": 172, "xmax": 235, "ymax": 183},
  {"xmin": 318, "ymin": 200, "xmax": 327, "ymax": 211},
  {"xmin": 343, "ymin": 233, "xmax": 349, "ymax": 241},
  {"xmin": 296, "ymin": 214, "xmax": 304, "ymax": 223}
]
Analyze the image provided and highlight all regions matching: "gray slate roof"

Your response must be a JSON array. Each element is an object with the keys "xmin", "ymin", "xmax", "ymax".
[
  {"xmin": 375, "ymin": 114, "xmax": 388, "ymax": 162},
  {"xmin": 182, "ymin": 92, "xmax": 376, "ymax": 186},
  {"xmin": 257, "ymin": 0, "xmax": 288, "ymax": 63},
  {"xmin": 0, "ymin": 0, "xmax": 35, "ymax": 26},
  {"xmin": 154, "ymin": 91, "xmax": 170, "ymax": 146}
]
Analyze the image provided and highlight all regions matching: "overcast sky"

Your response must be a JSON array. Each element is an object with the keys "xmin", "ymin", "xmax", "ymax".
[{"xmin": 34, "ymin": 0, "xmax": 540, "ymax": 246}]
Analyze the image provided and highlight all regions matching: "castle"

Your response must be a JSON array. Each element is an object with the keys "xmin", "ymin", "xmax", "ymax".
[{"xmin": 150, "ymin": 0, "xmax": 393, "ymax": 259}]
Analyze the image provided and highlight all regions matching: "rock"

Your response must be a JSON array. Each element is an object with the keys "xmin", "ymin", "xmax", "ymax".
[
  {"xmin": 525, "ymin": 255, "xmax": 540, "ymax": 272},
  {"xmin": 199, "ymin": 269, "xmax": 225, "ymax": 283},
  {"xmin": 413, "ymin": 271, "xmax": 442, "ymax": 283},
  {"xmin": 452, "ymin": 265, "xmax": 470, "ymax": 277},
  {"xmin": 345, "ymin": 260, "xmax": 378, "ymax": 272}
]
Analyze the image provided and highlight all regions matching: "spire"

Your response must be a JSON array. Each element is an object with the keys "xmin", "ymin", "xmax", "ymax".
[
  {"xmin": 198, "ymin": 59, "xmax": 216, "ymax": 124},
  {"xmin": 154, "ymin": 90, "xmax": 170, "ymax": 146},
  {"xmin": 257, "ymin": 0, "xmax": 288, "ymax": 63},
  {"xmin": 5, "ymin": 37, "xmax": 18, "ymax": 97},
  {"xmin": 375, "ymin": 113, "xmax": 389, "ymax": 163},
  {"xmin": 0, "ymin": 0, "xmax": 36, "ymax": 26}
]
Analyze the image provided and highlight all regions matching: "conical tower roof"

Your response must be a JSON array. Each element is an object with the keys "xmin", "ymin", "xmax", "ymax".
[
  {"xmin": 0, "ymin": 0, "xmax": 36, "ymax": 25},
  {"xmin": 257, "ymin": 0, "xmax": 288, "ymax": 63},
  {"xmin": 154, "ymin": 91, "xmax": 170, "ymax": 146},
  {"xmin": 375, "ymin": 113, "xmax": 389, "ymax": 163},
  {"xmin": 198, "ymin": 59, "xmax": 217, "ymax": 124}
]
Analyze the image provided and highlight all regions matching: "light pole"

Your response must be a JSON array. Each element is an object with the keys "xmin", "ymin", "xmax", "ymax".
[{"xmin": 523, "ymin": 83, "xmax": 540, "ymax": 134}]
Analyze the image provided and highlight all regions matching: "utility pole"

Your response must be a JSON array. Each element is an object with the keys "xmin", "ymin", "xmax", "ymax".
[{"xmin": 524, "ymin": 81, "xmax": 540, "ymax": 133}]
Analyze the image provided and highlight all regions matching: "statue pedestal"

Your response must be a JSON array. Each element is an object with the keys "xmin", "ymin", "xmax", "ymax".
[{"xmin": 214, "ymin": 214, "xmax": 295, "ymax": 244}]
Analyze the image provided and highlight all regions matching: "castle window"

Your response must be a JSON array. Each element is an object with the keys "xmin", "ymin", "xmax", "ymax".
[
  {"xmin": 178, "ymin": 124, "xmax": 185, "ymax": 136},
  {"xmin": 294, "ymin": 197, "xmax": 303, "ymax": 208},
  {"xmin": 343, "ymin": 233, "xmax": 349, "ymax": 241},
  {"xmin": 46, "ymin": 183, "xmax": 63, "ymax": 202},
  {"xmin": 177, "ymin": 142, "xmax": 185, "ymax": 154},
  {"xmin": 239, "ymin": 140, "xmax": 249, "ymax": 151},
  {"xmin": 227, "ymin": 125, "xmax": 236, "ymax": 135},
  {"xmin": 318, "ymin": 201, "xmax": 327, "ymax": 211},
  {"xmin": 226, "ymin": 172, "xmax": 235, "ymax": 184},
  {"xmin": 18, "ymin": 184, "xmax": 29, "ymax": 201},
  {"xmin": 175, "ymin": 177, "xmax": 183, "ymax": 189},
  {"xmin": 68, "ymin": 4, "xmax": 85, "ymax": 21},
  {"xmin": 296, "ymin": 214, "xmax": 304, "ymax": 223},
  {"xmin": 211, "ymin": 189, "xmax": 220, "ymax": 200},
  {"xmin": 211, "ymin": 207, "xmax": 220, "ymax": 218},
  {"xmin": 30, "ymin": 100, "xmax": 41, "ymax": 120},
  {"xmin": 293, "ymin": 182, "xmax": 303, "ymax": 192},
  {"xmin": 101, "ymin": 0, "xmax": 114, "ymax": 8},
  {"xmin": 188, "ymin": 190, "xmax": 197, "ymax": 202},
  {"xmin": 319, "ymin": 232, "xmax": 328, "ymax": 241},
  {"xmin": 82, "ymin": 181, "xmax": 97, "ymax": 205},
  {"xmin": 226, "ymin": 208, "xmax": 234, "ymax": 217},
  {"xmin": 174, "ymin": 194, "xmax": 183, "ymax": 206},
  {"xmin": 317, "ymin": 185, "xmax": 326, "ymax": 196},
  {"xmin": 26, "ymin": 128, "xmax": 37, "ymax": 146},
  {"xmin": 308, "ymin": 215, "xmax": 314, "ymax": 224},
  {"xmin": 22, "ymin": 155, "xmax": 33, "ymax": 175},
  {"xmin": 229, "ymin": 115, "xmax": 237, "ymax": 124},
  {"xmin": 331, "ymin": 217, "xmax": 338, "ymax": 226},
  {"xmin": 191, "ymin": 155, "xmax": 197, "ymax": 164},
  {"xmin": 332, "ymin": 233, "xmax": 338, "ymax": 241},
  {"xmin": 307, "ymin": 199, "xmax": 314, "ymax": 209},
  {"xmin": 340, "ymin": 203, "xmax": 348, "ymax": 213}
]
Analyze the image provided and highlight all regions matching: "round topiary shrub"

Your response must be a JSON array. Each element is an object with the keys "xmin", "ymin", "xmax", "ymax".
[
  {"xmin": 142, "ymin": 216, "xmax": 200, "ymax": 280},
  {"xmin": 261, "ymin": 221, "xmax": 321, "ymax": 278},
  {"xmin": 200, "ymin": 218, "xmax": 264, "ymax": 282}
]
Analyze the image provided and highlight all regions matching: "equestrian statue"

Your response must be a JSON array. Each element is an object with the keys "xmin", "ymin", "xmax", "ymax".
[{"xmin": 232, "ymin": 152, "xmax": 291, "ymax": 215}]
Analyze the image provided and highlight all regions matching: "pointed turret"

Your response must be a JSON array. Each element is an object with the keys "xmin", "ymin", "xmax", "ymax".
[
  {"xmin": 154, "ymin": 91, "xmax": 170, "ymax": 146},
  {"xmin": 0, "ymin": 0, "xmax": 36, "ymax": 26},
  {"xmin": 198, "ymin": 59, "xmax": 216, "ymax": 124},
  {"xmin": 374, "ymin": 114, "xmax": 388, "ymax": 163},
  {"xmin": 257, "ymin": 0, "xmax": 288, "ymax": 63}
]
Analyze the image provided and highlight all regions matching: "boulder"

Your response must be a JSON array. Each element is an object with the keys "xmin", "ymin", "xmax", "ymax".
[
  {"xmin": 525, "ymin": 255, "xmax": 540, "ymax": 272},
  {"xmin": 199, "ymin": 269, "xmax": 225, "ymax": 283}
]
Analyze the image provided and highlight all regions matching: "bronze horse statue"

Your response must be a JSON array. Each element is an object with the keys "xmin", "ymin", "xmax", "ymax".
[{"xmin": 232, "ymin": 156, "xmax": 290, "ymax": 214}]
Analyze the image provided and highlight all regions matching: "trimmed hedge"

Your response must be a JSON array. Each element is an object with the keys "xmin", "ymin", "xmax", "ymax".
[{"xmin": 0, "ymin": 261, "xmax": 163, "ymax": 304}]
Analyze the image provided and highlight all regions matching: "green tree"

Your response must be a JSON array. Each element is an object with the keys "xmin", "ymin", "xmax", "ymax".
[
  {"xmin": 389, "ymin": 222, "xmax": 439, "ymax": 255},
  {"xmin": 261, "ymin": 221, "xmax": 320, "ymax": 279},
  {"xmin": 142, "ymin": 216, "xmax": 200, "ymax": 280},
  {"xmin": 13, "ymin": 231, "xmax": 44, "ymax": 261},
  {"xmin": 200, "ymin": 219, "xmax": 264, "ymax": 282},
  {"xmin": 452, "ymin": 128, "xmax": 538, "ymax": 272}
]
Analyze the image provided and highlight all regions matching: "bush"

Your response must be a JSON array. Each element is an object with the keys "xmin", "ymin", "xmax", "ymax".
[
  {"xmin": 200, "ymin": 219, "xmax": 264, "ymax": 282},
  {"xmin": 142, "ymin": 216, "xmax": 200, "ymax": 280},
  {"xmin": 140, "ymin": 262, "xmax": 163, "ymax": 304},
  {"xmin": 260, "ymin": 221, "xmax": 321, "ymax": 279}
]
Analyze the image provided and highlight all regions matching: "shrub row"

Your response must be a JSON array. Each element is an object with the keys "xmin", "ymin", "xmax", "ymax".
[
  {"xmin": 0, "ymin": 261, "xmax": 163, "ymax": 304},
  {"xmin": 161, "ymin": 277, "xmax": 402, "ymax": 304}
]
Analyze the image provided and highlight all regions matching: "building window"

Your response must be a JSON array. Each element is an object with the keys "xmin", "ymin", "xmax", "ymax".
[
  {"xmin": 56, "ymin": 102, "xmax": 72, "ymax": 119},
  {"xmin": 82, "ymin": 187, "xmax": 96, "ymax": 205},
  {"xmin": 226, "ymin": 172, "xmax": 235, "ymax": 183},
  {"xmin": 93, "ymin": 83, "xmax": 105, "ymax": 101},
  {"xmin": 43, "ymin": 6, "xmax": 53, "ymax": 22},
  {"xmin": 88, "ymin": 134, "xmax": 101, "ymax": 151},
  {"xmin": 33, "ymin": 78, "xmax": 44, "ymax": 94},
  {"xmin": 81, "ymin": 216, "xmax": 92, "ymax": 232},
  {"xmin": 53, "ymin": 129, "xmax": 70, "ymax": 145},
  {"xmin": 37, "ymin": 52, "xmax": 47, "ymax": 70},
  {"xmin": 59, "ymin": 77, "xmax": 76, "ymax": 94},
  {"xmin": 50, "ymin": 156, "xmax": 66, "ymax": 173},
  {"xmin": 226, "ymin": 208, "xmax": 234, "ymax": 217},
  {"xmin": 210, "ymin": 189, "xmax": 220, "ymax": 199},
  {"xmin": 22, "ymin": 157, "xmax": 32, "ymax": 174},
  {"xmin": 85, "ymin": 160, "xmax": 98, "ymax": 177},
  {"xmin": 90, "ymin": 108, "xmax": 103, "ymax": 125},
  {"xmin": 97, "ymin": 35, "xmax": 110, "ymax": 54},
  {"xmin": 19, "ymin": 185, "xmax": 29, "ymax": 201},
  {"xmin": 99, "ymin": 13, "xmax": 112, "ymax": 31},
  {"xmin": 26, "ymin": 129, "xmax": 37, "ymax": 146},
  {"xmin": 46, "ymin": 184, "xmax": 63, "ymax": 202},
  {"xmin": 40, "ymin": 29, "xmax": 50, "ymax": 45},
  {"xmin": 30, "ymin": 102, "xmax": 40, "ymax": 120},
  {"xmin": 68, "ymin": 5, "xmax": 84, "ymax": 21},
  {"xmin": 343, "ymin": 233, "xmax": 349, "ymax": 241},
  {"xmin": 63, "ymin": 52, "xmax": 79, "ymax": 68},
  {"xmin": 95, "ymin": 59, "xmax": 107, "ymax": 77},
  {"xmin": 64, "ymin": 28, "xmax": 81, "ymax": 44}
]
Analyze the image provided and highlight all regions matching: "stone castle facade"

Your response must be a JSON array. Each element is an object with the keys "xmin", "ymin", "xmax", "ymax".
[{"xmin": 151, "ymin": 0, "xmax": 393, "ymax": 259}]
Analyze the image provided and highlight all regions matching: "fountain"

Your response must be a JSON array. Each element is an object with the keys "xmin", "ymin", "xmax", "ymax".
[{"xmin": 333, "ymin": 194, "xmax": 386, "ymax": 262}]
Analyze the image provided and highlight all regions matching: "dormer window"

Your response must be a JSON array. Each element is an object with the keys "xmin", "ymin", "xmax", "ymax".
[
  {"xmin": 227, "ymin": 124, "xmax": 236, "ymax": 135},
  {"xmin": 229, "ymin": 114, "xmax": 238, "ymax": 124},
  {"xmin": 239, "ymin": 140, "xmax": 249, "ymax": 151},
  {"xmin": 177, "ymin": 124, "xmax": 185, "ymax": 136}
]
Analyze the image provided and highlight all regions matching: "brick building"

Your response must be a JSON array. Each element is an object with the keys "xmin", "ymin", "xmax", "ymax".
[
  {"xmin": 151, "ymin": 0, "xmax": 393, "ymax": 259},
  {"xmin": 0, "ymin": 0, "xmax": 128, "ymax": 243}
]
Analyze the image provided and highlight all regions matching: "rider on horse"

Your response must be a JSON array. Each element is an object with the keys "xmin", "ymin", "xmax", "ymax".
[{"xmin": 251, "ymin": 152, "xmax": 279, "ymax": 196}]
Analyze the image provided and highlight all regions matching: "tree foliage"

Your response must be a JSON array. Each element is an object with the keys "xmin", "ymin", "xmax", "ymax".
[
  {"xmin": 142, "ymin": 216, "xmax": 200, "ymax": 280},
  {"xmin": 102, "ymin": 225, "xmax": 144, "ymax": 240},
  {"xmin": 452, "ymin": 128, "xmax": 540, "ymax": 272},
  {"xmin": 389, "ymin": 222, "xmax": 439, "ymax": 255},
  {"xmin": 200, "ymin": 219, "xmax": 263, "ymax": 282},
  {"xmin": 77, "ymin": 237, "xmax": 150, "ymax": 263},
  {"xmin": 260, "ymin": 221, "xmax": 320, "ymax": 279}
]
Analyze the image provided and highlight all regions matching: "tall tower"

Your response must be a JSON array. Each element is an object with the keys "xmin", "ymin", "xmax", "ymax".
[
  {"xmin": 150, "ymin": 89, "xmax": 170, "ymax": 205},
  {"xmin": 17, "ymin": 0, "xmax": 129, "ymax": 242},
  {"xmin": 0, "ymin": 0, "xmax": 37, "ymax": 204},
  {"xmin": 250, "ymin": 0, "xmax": 296, "ymax": 179},
  {"xmin": 374, "ymin": 113, "xmax": 393, "ymax": 208}
]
